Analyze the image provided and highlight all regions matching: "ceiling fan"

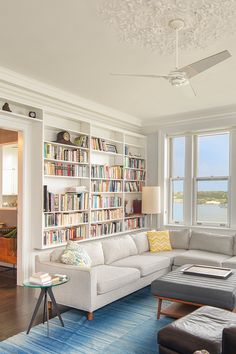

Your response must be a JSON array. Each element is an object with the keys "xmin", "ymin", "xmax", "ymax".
[{"xmin": 111, "ymin": 19, "xmax": 231, "ymax": 96}]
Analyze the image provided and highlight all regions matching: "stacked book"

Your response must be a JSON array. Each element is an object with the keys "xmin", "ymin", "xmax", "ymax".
[
  {"xmin": 91, "ymin": 164, "xmax": 123, "ymax": 179},
  {"xmin": 44, "ymin": 162, "xmax": 88, "ymax": 177},
  {"xmin": 91, "ymin": 195, "xmax": 122, "ymax": 209},
  {"xmin": 29, "ymin": 272, "xmax": 67, "ymax": 285},
  {"xmin": 44, "ymin": 187, "xmax": 89, "ymax": 212},
  {"xmin": 91, "ymin": 180, "xmax": 122, "ymax": 193}
]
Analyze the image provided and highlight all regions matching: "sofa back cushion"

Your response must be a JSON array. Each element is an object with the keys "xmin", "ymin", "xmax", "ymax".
[
  {"xmin": 80, "ymin": 242, "xmax": 104, "ymax": 267},
  {"xmin": 132, "ymin": 232, "xmax": 149, "ymax": 254},
  {"xmin": 102, "ymin": 235, "xmax": 138, "ymax": 264},
  {"xmin": 189, "ymin": 230, "xmax": 234, "ymax": 256},
  {"xmin": 169, "ymin": 229, "xmax": 190, "ymax": 249},
  {"xmin": 50, "ymin": 241, "xmax": 104, "ymax": 267}
]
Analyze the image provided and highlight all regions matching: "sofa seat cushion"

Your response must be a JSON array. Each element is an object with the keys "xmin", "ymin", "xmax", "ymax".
[
  {"xmin": 96, "ymin": 265, "xmax": 140, "ymax": 295},
  {"xmin": 174, "ymin": 250, "xmax": 230, "ymax": 267},
  {"xmin": 111, "ymin": 255, "xmax": 170, "ymax": 277},
  {"xmin": 142, "ymin": 249, "xmax": 187, "ymax": 265},
  {"xmin": 222, "ymin": 256, "xmax": 236, "ymax": 269}
]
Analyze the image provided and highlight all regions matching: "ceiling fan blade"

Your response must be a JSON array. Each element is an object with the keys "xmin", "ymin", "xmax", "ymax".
[
  {"xmin": 179, "ymin": 50, "xmax": 231, "ymax": 79},
  {"xmin": 110, "ymin": 73, "xmax": 169, "ymax": 79}
]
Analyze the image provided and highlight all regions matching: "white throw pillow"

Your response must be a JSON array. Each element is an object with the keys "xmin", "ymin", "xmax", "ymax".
[{"xmin": 60, "ymin": 241, "xmax": 92, "ymax": 267}]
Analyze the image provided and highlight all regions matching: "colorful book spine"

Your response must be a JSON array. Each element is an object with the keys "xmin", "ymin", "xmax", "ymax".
[
  {"xmin": 124, "ymin": 216, "xmax": 145, "ymax": 231},
  {"xmin": 91, "ymin": 180, "xmax": 122, "ymax": 192},
  {"xmin": 44, "ymin": 162, "xmax": 88, "ymax": 177},
  {"xmin": 91, "ymin": 164, "xmax": 123, "ymax": 179},
  {"xmin": 44, "ymin": 212, "xmax": 88, "ymax": 227},
  {"xmin": 90, "ymin": 221, "xmax": 122, "ymax": 237},
  {"xmin": 124, "ymin": 169, "xmax": 145, "ymax": 180},
  {"xmin": 125, "ymin": 156, "xmax": 145, "ymax": 169},
  {"xmin": 43, "ymin": 225, "xmax": 87, "ymax": 246},
  {"xmin": 91, "ymin": 209, "xmax": 123, "ymax": 222},
  {"xmin": 43, "ymin": 187, "xmax": 89, "ymax": 212},
  {"xmin": 125, "ymin": 181, "xmax": 144, "ymax": 192},
  {"xmin": 44, "ymin": 143, "xmax": 88, "ymax": 162},
  {"xmin": 91, "ymin": 195, "xmax": 122, "ymax": 209}
]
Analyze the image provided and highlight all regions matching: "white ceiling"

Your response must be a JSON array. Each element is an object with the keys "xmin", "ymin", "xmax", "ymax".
[{"xmin": 0, "ymin": 0, "xmax": 236, "ymax": 124}]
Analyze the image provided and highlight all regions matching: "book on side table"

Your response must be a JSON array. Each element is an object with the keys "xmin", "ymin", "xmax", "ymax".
[{"xmin": 29, "ymin": 272, "xmax": 67, "ymax": 286}]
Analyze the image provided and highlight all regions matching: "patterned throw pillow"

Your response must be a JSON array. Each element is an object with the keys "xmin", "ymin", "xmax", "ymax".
[
  {"xmin": 147, "ymin": 230, "xmax": 172, "ymax": 252},
  {"xmin": 61, "ymin": 241, "xmax": 92, "ymax": 267}
]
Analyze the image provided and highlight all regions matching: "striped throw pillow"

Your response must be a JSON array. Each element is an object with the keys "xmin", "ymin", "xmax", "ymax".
[{"xmin": 147, "ymin": 230, "xmax": 172, "ymax": 252}]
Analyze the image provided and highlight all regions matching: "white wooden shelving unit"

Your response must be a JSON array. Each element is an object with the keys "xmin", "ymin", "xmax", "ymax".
[{"xmin": 36, "ymin": 116, "xmax": 147, "ymax": 249}]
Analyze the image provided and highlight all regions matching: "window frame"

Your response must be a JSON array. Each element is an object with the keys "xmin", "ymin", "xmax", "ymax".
[
  {"xmin": 168, "ymin": 136, "xmax": 185, "ymax": 225},
  {"xmin": 193, "ymin": 132, "xmax": 230, "ymax": 227},
  {"xmin": 166, "ymin": 130, "xmax": 231, "ymax": 228}
]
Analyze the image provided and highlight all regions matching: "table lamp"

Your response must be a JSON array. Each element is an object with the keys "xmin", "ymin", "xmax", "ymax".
[{"xmin": 142, "ymin": 186, "xmax": 161, "ymax": 229}]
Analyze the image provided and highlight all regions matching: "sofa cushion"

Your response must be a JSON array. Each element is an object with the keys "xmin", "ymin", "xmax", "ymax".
[
  {"xmin": 102, "ymin": 235, "xmax": 138, "ymax": 264},
  {"xmin": 95, "ymin": 265, "xmax": 140, "ymax": 294},
  {"xmin": 111, "ymin": 255, "xmax": 170, "ymax": 276},
  {"xmin": 174, "ymin": 249, "xmax": 230, "ymax": 267},
  {"xmin": 50, "ymin": 248, "xmax": 65, "ymax": 262},
  {"xmin": 222, "ymin": 256, "xmax": 236, "ymax": 269},
  {"xmin": 60, "ymin": 241, "xmax": 92, "ymax": 267},
  {"xmin": 169, "ymin": 229, "xmax": 190, "ymax": 249},
  {"xmin": 132, "ymin": 232, "xmax": 149, "ymax": 254},
  {"xmin": 189, "ymin": 230, "xmax": 234, "ymax": 256},
  {"xmin": 142, "ymin": 249, "xmax": 187, "ymax": 265},
  {"xmin": 80, "ymin": 242, "xmax": 104, "ymax": 266}
]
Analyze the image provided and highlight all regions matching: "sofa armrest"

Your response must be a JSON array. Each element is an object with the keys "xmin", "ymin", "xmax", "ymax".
[
  {"xmin": 222, "ymin": 326, "xmax": 236, "ymax": 354},
  {"xmin": 35, "ymin": 256, "xmax": 97, "ymax": 312}
]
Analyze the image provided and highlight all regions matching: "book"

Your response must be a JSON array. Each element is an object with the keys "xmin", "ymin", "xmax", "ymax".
[
  {"xmin": 30, "ymin": 272, "xmax": 49, "ymax": 279},
  {"xmin": 29, "ymin": 275, "xmax": 52, "ymax": 285}
]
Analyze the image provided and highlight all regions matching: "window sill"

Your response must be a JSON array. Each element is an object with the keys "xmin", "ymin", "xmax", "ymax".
[{"xmin": 164, "ymin": 223, "xmax": 236, "ymax": 232}]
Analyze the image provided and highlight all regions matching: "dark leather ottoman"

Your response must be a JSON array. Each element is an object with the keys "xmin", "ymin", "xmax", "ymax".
[{"xmin": 158, "ymin": 306, "xmax": 236, "ymax": 354}]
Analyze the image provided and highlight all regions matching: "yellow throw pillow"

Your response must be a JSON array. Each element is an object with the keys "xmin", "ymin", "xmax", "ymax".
[{"xmin": 147, "ymin": 230, "xmax": 172, "ymax": 252}]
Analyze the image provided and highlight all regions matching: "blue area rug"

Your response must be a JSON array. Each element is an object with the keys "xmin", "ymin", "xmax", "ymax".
[{"xmin": 0, "ymin": 286, "xmax": 172, "ymax": 354}]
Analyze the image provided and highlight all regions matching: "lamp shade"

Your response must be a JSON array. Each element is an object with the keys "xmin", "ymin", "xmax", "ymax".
[{"xmin": 142, "ymin": 186, "xmax": 161, "ymax": 214}]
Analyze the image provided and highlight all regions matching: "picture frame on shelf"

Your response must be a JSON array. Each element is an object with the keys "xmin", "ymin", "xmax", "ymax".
[{"xmin": 106, "ymin": 144, "xmax": 117, "ymax": 154}]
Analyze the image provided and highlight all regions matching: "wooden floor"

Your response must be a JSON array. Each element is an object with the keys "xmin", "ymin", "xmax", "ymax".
[{"xmin": 0, "ymin": 267, "xmax": 68, "ymax": 341}]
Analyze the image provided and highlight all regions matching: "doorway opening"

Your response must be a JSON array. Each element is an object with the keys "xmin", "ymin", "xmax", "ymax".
[{"xmin": 0, "ymin": 128, "xmax": 18, "ymax": 284}]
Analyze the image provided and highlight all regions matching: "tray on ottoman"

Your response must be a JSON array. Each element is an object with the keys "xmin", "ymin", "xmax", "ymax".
[{"xmin": 151, "ymin": 264, "xmax": 236, "ymax": 319}]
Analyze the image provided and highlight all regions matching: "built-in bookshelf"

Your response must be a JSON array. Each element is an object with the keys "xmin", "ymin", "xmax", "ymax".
[{"xmin": 38, "ymin": 119, "xmax": 147, "ymax": 249}]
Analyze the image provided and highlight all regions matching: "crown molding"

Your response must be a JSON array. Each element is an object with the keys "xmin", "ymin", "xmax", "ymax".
[
  {"xmin": 0, "ymin": 66, "xmax": 142, "ymax": 132},
  {"xmin": 142, "ymin": 104, "xmax": 236, "ymax": 134}
]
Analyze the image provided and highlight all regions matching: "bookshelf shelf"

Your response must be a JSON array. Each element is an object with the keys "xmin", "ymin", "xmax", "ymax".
[{"xmin": 38, "ymin": 122, "xmax": 147, "ymax": 249}]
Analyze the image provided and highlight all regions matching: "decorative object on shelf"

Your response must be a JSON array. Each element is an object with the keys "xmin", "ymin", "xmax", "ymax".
[
  {"xmin": 56, "ymin": 131, "xmax": 75, "ymax": 145},
  {"xmin": 28, "ymin": 111, "xmax": 36, "ymax": 118},
  {"xmin": 133, "ymin": 199, "xmax": 142, "ymax": 214},
  {"xmin": 99, "ymin": 0, "xmax": 236, "ymax": 54},
  {"xmin": 106, "ymin": 144, "xmax": 117, "ymax": 154},
  {"xmin": 2, "ymin": 102, "xmax": 12, "ymax": 112},
  {"xmin": 142, "ymin": 186, "xmax": 161, "ymax": 229}
]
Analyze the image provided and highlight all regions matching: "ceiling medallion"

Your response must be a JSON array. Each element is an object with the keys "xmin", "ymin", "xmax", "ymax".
[{"xmin": 99, "ymin": 0, "xmax": 236, "ymax": 54}]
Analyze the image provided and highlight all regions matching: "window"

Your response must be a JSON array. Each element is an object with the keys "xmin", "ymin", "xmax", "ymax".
[
  {"xmin": 167, "ymin": 132, "xmax": 230, "ymax": 227},
  {"xmin": 194, "ymin": 133, "xmax": 229, "ymax": 226},
  {"xmin": 168, "ymin": 137, "xmax": 185, "ymax": 224}
]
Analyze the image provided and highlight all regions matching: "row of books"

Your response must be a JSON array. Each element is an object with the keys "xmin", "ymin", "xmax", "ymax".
[
  {"xmin": 125, "ymin": 157, "xmax": 145, "ymax": 169},
  {"xmin": 90, "ymin": 221, "xmax": 122, "ymax": 237},
  {"xmin": 91, "ymin": 180, "xmax": 122, "ymax": 192},
  {"xmin": 44, "ymin": 143, "xmax": 88, "ymax": 163},
  {"xmin": 91, "ymin": 209, "xmax": 123, "ymax": 223},
  {"xmin": 125, "ymin": 181, "xmax": 144, "ymax": 192},
  {"xmin": 91, "ymin": 138, "xmax": 111, "ymax": 152},
  {"xmin": 44, "ymin": 212, "xmax": 88, "ymax": 227},
  {"xmin": 91, "ymin": 164, "xmax": 123, "ymax": 179},
  {"xmin": 44, "ymin": 187, "xmax": 89, "ymax": 212},
  {"xmin": 124, "ymin": 169, "xmax": 146, "ymax": 181},
  {"xmin": 91, "ymin": 195, "xmax": 122, "ymax": 209},
  {"xmin": 125, "ymin": 216, "xmax": 145, "ymax": 230},
  {"xmin": 44, "ymin": 162, "xmax": 89, "ymax": 177},
  {"xmin": 43, "ymin": 225, "xmax": 87, "ymax": 246}
]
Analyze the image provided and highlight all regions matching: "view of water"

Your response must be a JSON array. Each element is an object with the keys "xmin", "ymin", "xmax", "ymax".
[{"xmin": 173, "ymin": 203, "xmax": 227, "ymax": 223}]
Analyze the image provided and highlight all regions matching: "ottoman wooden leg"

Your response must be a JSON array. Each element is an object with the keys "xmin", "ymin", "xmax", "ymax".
[{"xmin": 157, "ymin": 298, "xmax": 162, "ymax": 319}]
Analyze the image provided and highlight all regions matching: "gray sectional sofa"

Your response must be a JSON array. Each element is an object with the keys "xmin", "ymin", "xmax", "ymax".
[{"xmin": 35, "ymin": 228, "xmax": 236, "ymax": 319}]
